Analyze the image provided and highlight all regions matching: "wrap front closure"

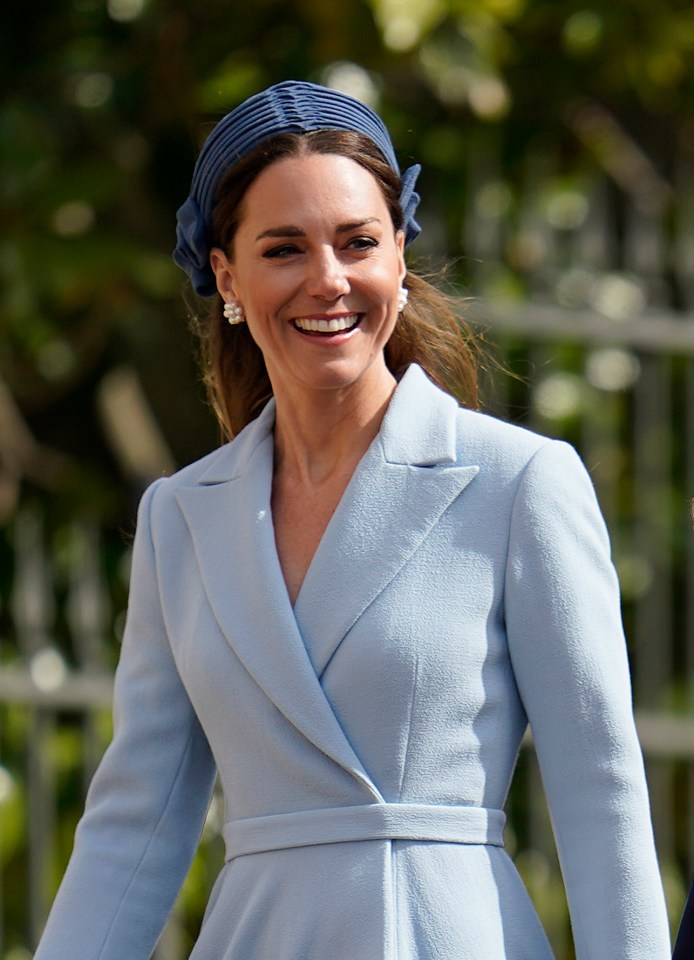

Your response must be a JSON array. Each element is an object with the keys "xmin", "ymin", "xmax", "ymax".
[{"xmin": 223, "ymin": 803, "xmax": 506, "ymax": 860}]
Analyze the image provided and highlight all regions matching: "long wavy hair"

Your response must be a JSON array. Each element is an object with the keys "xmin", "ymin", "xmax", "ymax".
[{"xmin": 188, "ymin": 130, "xmax": 479, "ymax": 439}]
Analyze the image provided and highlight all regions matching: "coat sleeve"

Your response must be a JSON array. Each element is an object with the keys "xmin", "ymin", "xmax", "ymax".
[
  {"xmin": 504, "ymin": 439, "xmax": 671, "ymax": 960},
  {"xmin": 34, "ymin": 479, "xmax": 218, "ymax": 960}
]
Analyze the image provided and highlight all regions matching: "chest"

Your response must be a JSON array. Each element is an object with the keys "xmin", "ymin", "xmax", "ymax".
[
  {"xmin": 164, "ymin": 500, "xmax": 521, "ymax": 809},
  {"xmin": 271, "ymin": 467, "xmax": 355, "ymax": 606}
]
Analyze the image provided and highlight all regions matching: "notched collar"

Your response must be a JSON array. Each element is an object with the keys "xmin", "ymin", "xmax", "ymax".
[
  {"xmin": 192, "ymin": 363, "xmax": 474, "ymax": 489},
  {"xmin": 379, "ymin": 364, "xmax": 461, "ymax": 467},
  {"xmin": 195, "ymin": 397, "xmax": 277, "ymax": 486},
  {"xmin": 172, "ymin": 364, "xmax": 480, "ymax": 791}
]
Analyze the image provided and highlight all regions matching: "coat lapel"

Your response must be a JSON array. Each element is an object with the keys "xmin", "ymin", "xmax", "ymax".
[
  {"xmin": 293, "ymin": 365, "xmax": 479, "ymax": 676},
  {"xmin": 173, "ymin": 365, "xmax": 478, "ymax": 795},
  {"xmin": 174, "ymin": 403, "xmax": 381, "ymax": 801}
]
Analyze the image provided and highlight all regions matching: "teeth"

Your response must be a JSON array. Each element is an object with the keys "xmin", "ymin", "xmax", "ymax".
[{"xmin": 294, "ymin": 314, "xmax": 359, "ymax": 333}]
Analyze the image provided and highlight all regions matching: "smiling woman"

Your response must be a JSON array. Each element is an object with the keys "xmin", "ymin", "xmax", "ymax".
[
  {"xmin": 199, "ymin": 125, "xmax": 479, "ymax": 440},
  {"xmin": 208, "ymin": 148, "xmax": 413, "ymax": 602},
  {"xmin": 32, "ymin": 80, "xmax": 671, "ymax": 960},
  {"xmin": 208, "ymin": 153, "xmax": 406, "ymax": 408}
]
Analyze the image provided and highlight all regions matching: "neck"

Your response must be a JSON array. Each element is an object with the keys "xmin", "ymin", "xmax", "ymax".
[{"xmin": 272, "ymin": 367, "xmax": 397, "ymax": 487}]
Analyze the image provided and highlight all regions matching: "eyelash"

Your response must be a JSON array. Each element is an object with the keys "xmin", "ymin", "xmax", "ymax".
[
  {"xmin": 262, "ymin": 236, "xmax": 379, "ymax": 259},
  {"xmin": 348, "ymin": 236, "xmax": 378, "ymax": 250},
  {"xmin": 262, "ymin": 244, "xmax": 300, "ymax": 259}
]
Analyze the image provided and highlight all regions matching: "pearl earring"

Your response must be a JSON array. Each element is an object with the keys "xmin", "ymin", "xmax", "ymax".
[
  {"xmin": 397, "ymin": 286, "xmax": 409, "ymax": 313},
  {"xmin": 223, "ymin": 300, "xmax": 245, "ymax": 325}
]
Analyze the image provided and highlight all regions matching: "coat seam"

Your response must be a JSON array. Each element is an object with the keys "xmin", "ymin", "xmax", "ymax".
[
  {"xmin": 96, "ymin": 475, "xmax": 198, "ymax": 959},
  {"xmin": 94, "ymin": 718, "xmax": 200, "ymax": 959},
  {"xmin": 501, "ymin": 437, "xmax": 554, "ymax": 629},
  {"xmin": 390, "ymin": 839, "xmax": 399, "ymax": 960},
  {"xmin": 396, "ymin": 655, "xmax": 420, "ymax": 802}
]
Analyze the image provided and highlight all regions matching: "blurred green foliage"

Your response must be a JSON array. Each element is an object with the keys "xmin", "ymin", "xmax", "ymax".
[
  {"xmin": 2, "ymin": 0, "xmax": 692, "ymax": 518},
  {"xmin": 1, "ymin": 0, "xmax": 693, "ymax": 956}
]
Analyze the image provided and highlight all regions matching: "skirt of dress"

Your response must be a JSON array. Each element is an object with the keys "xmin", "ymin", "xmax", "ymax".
[{"xmin": 192, "ymin": 840, "xmax": 555, "ymax": 960}]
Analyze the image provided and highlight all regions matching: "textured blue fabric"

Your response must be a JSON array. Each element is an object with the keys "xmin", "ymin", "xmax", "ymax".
[
  {"xmin": 34, "ymin": 365, "xmax": 670, "ymax": 959},
  {"xmin": 223, "ymin": 803, "xmax": 506, "ymax": 859},
  {"xmin": 173, "ymin": 80, "xmax": 422, "ymax": 296}
]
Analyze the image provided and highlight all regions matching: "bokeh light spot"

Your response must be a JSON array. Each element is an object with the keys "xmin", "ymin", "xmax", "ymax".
[
  {"xmin": 586, "ymin": 348, "xmax": 641, "ymax": 392},
  {"xmin": 74, "ymin": 72, "xmax": 113, "ymax": 108},
  {"xmin": 52, "ymin": 201, "xmax": 95, "ymax": 237},
  {"xmin": 30, "ymin": 648, "xmax": 68, "ymax": 692},
  {"xmin": 107, "ymin": 0, "xmax": 147, "ymax": 21},
  {"xmin": 563, "ymin": 11, "xmax": 603, "ymax": 54},
  {"xmin": 533, "ymin": 373, "xmax": 584, "ymax": 420},
  {"xmin": 590, "ymin": 274, "xmax": 646, "ymax": 321},
  {"xmin": 322, "ymin": 62, "xmax": 378, "ymax": 107}
]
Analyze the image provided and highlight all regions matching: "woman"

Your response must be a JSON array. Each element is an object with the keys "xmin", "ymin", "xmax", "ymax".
[{"xmin": 34, "ymin": 80, "xmax": 670, "ymax": 959}]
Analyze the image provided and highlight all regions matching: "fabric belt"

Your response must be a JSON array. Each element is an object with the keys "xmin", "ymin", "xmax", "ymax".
[{"xmin": 223, "ymin": 803, "xmax": 506, "ymax": 861}]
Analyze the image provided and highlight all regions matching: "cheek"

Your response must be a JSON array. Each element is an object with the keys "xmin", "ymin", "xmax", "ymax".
[
  {"xmin": 360, "ymin": 260, "xmax": 402, "ymax": 299},
  {"xmin": 238, "ymin": 273, "xmax": 291, "ymax": 319}
]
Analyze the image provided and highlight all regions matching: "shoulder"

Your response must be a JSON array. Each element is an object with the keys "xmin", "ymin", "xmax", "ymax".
[
  {"xmin": 454, "ymin": 399, "xmax": 587, "ymax": 487},
  {"xmin": 395, "ymin": 363, "xmax": 584, "ymax": 488},
  {"xmin": 455, "ymin": 405, "xmax": 550, "ymax": 466},
  {"xmin": 135, "ymin": 445, "xmax": 233, "ymax": 523},
  {"xmin": 133, "ymin": 401, "xmax": 275, "ymax": 530},
  {"xmin": 454, "ymin": 405, "xmax": 593, "ymax": 505},
  {"xmin": 158, "ymin": 442, "xmax": 236, "ymax": 489},
  {"xmin": 146, "ymin": 398, "xmax": 276, "ymax": 496}
]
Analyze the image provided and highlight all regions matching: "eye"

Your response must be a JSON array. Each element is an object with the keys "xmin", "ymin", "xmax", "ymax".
[
  {"xmin": 346, "ymin": 236, "xmax": 379, "ymax": 251},
  {"xmin": 262, "ymin": 243, "xmax": 302, "ymax": 259}
]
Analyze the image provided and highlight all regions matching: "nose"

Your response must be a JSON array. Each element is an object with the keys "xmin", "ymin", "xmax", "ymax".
[{"xmin": 304, "ymin": 248, "xmax": 350, "ymax": 301}]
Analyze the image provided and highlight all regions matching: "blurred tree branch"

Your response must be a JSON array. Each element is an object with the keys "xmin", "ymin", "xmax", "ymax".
[{"xmin": 0, "ymin": 375, "xmax": 68, "ymax": 522}]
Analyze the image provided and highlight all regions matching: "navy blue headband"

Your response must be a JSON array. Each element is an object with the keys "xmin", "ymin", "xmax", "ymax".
[{"xmin": 173, "ymin": 80, "xmax": 421, "ymax": 297}]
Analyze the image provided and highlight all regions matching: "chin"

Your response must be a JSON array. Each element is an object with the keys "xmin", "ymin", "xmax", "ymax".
[{"xmin": 275, "ymin": 354, "xmax": 389, "ymax": 399}]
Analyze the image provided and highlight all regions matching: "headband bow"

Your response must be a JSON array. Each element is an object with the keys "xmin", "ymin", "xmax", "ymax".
[{"xmin": 173, "ymin": 80, "xmax": 421, "ymax": 297}]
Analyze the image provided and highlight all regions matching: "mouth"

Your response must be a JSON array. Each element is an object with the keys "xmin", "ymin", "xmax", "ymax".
[{"xmin": 292, "ymin": 313, "xmax": 361, "ymax": 336}]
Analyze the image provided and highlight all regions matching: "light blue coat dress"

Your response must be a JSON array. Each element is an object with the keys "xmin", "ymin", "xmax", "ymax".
[{"xmin": 34, "ymin": 364, "xmax": 670, "ymax": 959}]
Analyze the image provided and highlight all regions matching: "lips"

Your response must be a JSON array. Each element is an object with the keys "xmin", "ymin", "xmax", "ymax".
[{"xmin": 293, "ymin": 313, "xmax": 361, "ymax": 334}]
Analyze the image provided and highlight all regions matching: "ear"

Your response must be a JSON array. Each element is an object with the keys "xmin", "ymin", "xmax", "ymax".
[
  {"xmin": 395, "ymin": 229, "xmax": 406, "ymax": 285},
  {"xmin": 209, "ymin": 247, "xmax": 237, "ymax": 301}
]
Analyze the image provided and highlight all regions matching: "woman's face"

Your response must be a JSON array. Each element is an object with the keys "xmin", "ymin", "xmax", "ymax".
[{"xmin": 210, "ymin": 152, "xmax": 406, "ymax": 404}]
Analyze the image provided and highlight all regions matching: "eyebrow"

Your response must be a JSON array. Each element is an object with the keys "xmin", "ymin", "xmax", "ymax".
[{"xmin": 254, "ymin": 218, "xmax": 382, "ymax": 241}]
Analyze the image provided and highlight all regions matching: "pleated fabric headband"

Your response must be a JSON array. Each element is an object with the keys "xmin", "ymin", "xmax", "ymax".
[{"xmin": 173, "ymin": 80, "xmax": 422, "ymax": 297}]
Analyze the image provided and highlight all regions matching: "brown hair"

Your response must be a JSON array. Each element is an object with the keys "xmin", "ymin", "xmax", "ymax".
[{"xmin": 189, "ymin": 130, "xmax": 479, "ymax": 438}]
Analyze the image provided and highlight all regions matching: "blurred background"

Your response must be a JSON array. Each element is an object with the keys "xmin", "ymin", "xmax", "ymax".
[{"xmin": 1, "ymin": 0, "xmax": 694, "ymax": 956}]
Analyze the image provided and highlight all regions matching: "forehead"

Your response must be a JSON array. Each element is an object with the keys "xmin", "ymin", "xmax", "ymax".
[{"xmin": 238, "ymin": 153, "xmax": 391, "ymax": 228}]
